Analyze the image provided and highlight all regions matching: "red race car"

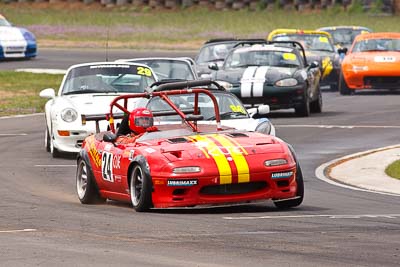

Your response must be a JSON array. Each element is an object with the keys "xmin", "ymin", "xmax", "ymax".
[{"xmin": 76, "ymin": 80, "xmax": 304, "ymax": 212}]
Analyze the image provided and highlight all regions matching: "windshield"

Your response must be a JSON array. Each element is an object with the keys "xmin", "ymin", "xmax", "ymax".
[
  {"xmin": 352, "ymin": 38, "xmax": 400, "ymax": 52},
  {"xmin": 273, "ymin": 34, "xmax": 334, "ymax": 52},
  {"xmin": 0, "ymin": 18, "xmax": 11, "ymax": 27},
  {"xmin": 196, "ymin": 43, "xmax": 236, "ymax": 64},
  {"xmin": 61, "ymin": 64, "xmax": 156, "ymax": 95},
  {"xmin": 326, "ymin": 29, "xmax": 369, "ymax": 46},
  {"xmin": 147, "ymin": 91, "xmax": 249, "ymax": 121},
  {"xmin": 224, "ymin": 50, "xmax": 300, "ymax": 69},
  {"xmin": 131, "ymin": 59, "xmax": 195, "ymax": 80}
]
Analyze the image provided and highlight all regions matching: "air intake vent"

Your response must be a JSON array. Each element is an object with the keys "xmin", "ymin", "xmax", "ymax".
[
  {"xmin": 168, "ymin": 137, "xmax": 188, "ymax": 143},
  {"xmin": 226, "ymin": 132, "xmax": 248, "ymax": 138}
]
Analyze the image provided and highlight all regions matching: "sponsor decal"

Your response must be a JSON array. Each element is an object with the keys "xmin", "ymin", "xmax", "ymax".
[
  {"xmin": 89, "ymin": 142, "xmax": 102, "ymax": 168},
  {"xmin": 283, "ymin": 53, "xmax": 297, "ymax": 61},
  {"xmin": 374, "ymin": 56, "xmax": 395, "ymax": 63},
  {"xmin": 145, "ymin": 148, "xmax": 156, "ymax": 154},
  {"xmin": 271, "ymin": 171, "xmax": 294, "ymax": 179},
  {"xmin": 321, "ymin": 57, "xmax": 333, "ymax": 79},
  {"xmin": 167, "ymin": 179, "xmax": 198, "ymax": 187},
  {"xmin": 90, "ymin": 64, "xmax": 129, "ymax": 69}
]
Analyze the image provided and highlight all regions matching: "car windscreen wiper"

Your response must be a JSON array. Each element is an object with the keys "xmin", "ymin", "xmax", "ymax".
[{"xmin": 63, "ymin": 89, "xmax": 115, "ymax": 95}]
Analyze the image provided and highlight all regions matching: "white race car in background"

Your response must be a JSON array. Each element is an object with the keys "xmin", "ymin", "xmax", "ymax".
[
  {"xmin": 0, "ymin": 14, "xmax": 37, "ymax": 59},
  {"xmin": 39, "ymin": 62, "xmax": 156, "ymax": 157}
]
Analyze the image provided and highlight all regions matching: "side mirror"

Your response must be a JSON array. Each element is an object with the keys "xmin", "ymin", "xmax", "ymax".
[
  {"xmin": 338, "ymin": 47, "xmax": 348, "ymax": 55},
  {"xmin": 208, "ymin": 62, "xmax": 219, "ymax": 71},
  {"xmin": 308, "ymin": 61, "xmax": 319, "ymax": 69},
  {"xmin": 39, "ymin": 88, "xmax": 56, "ymax": 99},
  {"xmin": 103, "ymin": 132, "xmax": 117, "ymax": 143},
  {"xmin": 247, "ymin": 104, "xmax": 270, "ymax": 117}
]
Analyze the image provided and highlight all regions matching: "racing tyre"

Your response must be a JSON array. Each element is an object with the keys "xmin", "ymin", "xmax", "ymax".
[
  {"xmin": 45, "ymin": 128, "xmax": 51, "ymax": 152},
  {"xmin": 310, "ymin": 87, "xmax": 322, "ymax": 113},
  {"xmin": 273, "ymin": 163, "xmax": 304, "ymax": 209},
  {"xmin": 130, "ymin": 163, "xmax": 152, "ymax": 212},
  {"xmin": 339, "ymin": 71, "xmax": 351, "ymax": 95},
  {"xmin": 76, "ymin": 158, "xmax": 105, "ymax": 204},
  {"xmin": 295, "ymin": 91, "xmax": 310, "ymax": 117}
]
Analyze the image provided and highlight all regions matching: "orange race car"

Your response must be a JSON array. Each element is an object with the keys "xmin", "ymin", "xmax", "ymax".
[{"xmin": 339, "ymin": 32, "xmax": 400, "ymax": 95}]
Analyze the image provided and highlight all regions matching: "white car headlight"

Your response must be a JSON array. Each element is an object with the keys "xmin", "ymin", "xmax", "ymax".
[
  {"xmin": 61, "ymin": 108, "xmax": 78, "ymax": 122},
  {"xmin": 275, "ymin": 78, "xmax": 298, "ymax": 87},
  {"xmin": 255, "ymin": 121, "xmax": 272, "ymax": 135},
  {"xmin": 173, "ymin": 166, "xmax": 201, "ymax": 174},
  {"xmin": 264, "ymin": 159, "xmax": 288, "ymax": 167},
  {"xmin": 216, "ymin": 81, "xmax": 233, "ymax": 90}
]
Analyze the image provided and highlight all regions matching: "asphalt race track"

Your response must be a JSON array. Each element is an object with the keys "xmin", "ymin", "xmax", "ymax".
[{"xmin": 1, "ymin": 49, "xmax": 400, "ymax": 266}]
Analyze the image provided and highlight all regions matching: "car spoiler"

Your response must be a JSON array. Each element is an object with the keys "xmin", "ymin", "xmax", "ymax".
[{"xmin": 150, "ymin": 79, "xmax": 226, "ymax": 92}]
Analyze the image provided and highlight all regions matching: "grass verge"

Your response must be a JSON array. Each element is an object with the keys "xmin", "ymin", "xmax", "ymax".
[
  {"xmin": 385, "ymin": 160, "xmax": 400, "ymax": 180},
  {"xmin": 0, "ymin": 71, "xmax": 64, "ymax": 117},
  {"xmin": 1, "ymin": 3, "xmax": 400, "ymax": 50}
]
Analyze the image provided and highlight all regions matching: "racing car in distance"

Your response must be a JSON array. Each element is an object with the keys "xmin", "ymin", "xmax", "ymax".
[
  {"xmin": 0, "ymin": 14, "xmax": 37, "ymax": 59},
  {"xmin": 268, "ymin": 29, "xmax": 341, "ymax": 91},
  {"xmin": 339, "ymin": 32, "xmax": 400, "ymax": 95},
  {"xmin": 194, "ymin": 38, "xmax": 267, "ymax": 79},
  {"xmin": 116, "ymin": 57, "xmax": 198, "ymax": 81},
  {"xmin": 76, "ymin": 80, "xmax": 304, "ymax": 211},
  {"xmin": 39, "ymin": 62, "xmax": 157, "ymax": 157},
  {"xmin": 317, "ymin": 26, "xmax": 372, "ymax": 50},
  {"xmin": 208, "ymin": 41, "xmax": 322, "ymax": 117}
]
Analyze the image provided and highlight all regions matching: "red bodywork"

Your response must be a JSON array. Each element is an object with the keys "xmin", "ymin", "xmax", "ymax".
[{"xmin": 81, "ymin": 87, "xmax": 299, "ymax": 208}]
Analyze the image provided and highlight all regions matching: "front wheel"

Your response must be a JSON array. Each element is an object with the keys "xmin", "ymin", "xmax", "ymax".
[
  {"xmin": 295, "ymin": 91, "xmax": 310, "ymax": 117},
  {"xmin": 76, "ymin": 158, "xmax": 105, "ymax": 204},
  {"xmin": 273, "ymin": 163, "xmax": 304, "ymax": 209},
  {"xmin": 310, "ymin": 87, "xmax": 322, "ymax": 113},
  {"xmin": 130, "ymin": 164, "xmax": 152, "ymax": 212},
  {"xmin": 45, "ymin": 128, "xmax": 51, "ymax": 152},
  {"xmin": 339, "ymin": 71, "xmax": 352, "ymax": 95}
]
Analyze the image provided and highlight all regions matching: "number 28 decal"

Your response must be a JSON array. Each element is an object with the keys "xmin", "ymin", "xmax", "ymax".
[{"xmin": 137, "ymin": 67, "xmax": 152, "ymax": 77}]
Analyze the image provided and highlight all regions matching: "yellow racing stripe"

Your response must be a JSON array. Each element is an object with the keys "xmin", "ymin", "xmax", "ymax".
[
  {"xmin": 212, "ymin": 134, "xmax": 250, "ymax": 183},
  {"xmin": 191, "ymin": 135, "xmax": 232, "ymax": 184}
]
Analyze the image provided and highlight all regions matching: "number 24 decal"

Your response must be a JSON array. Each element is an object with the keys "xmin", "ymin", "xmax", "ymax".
[
  {"xmin": 137, "ymin": 67, "xmax": 152, "ymax": 77},
  {"xmin": 102, "ymin": 152, "xmax": 114, "ymax": 182}
]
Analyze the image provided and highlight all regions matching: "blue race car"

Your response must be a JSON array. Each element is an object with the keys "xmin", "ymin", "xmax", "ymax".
[{"xmin": 0, "ymin": 14, "xmax": 37, "ymax": 59}]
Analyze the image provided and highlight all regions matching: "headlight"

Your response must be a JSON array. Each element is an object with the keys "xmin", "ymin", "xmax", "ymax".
[
  {"xmin": 215, "ymin": 80, "xmax": 233, "ymax": 90},
  {"xmin": 255, "ymin": 121, "xmax": 272, "ymax": 135},
  {"xmin": 264, "ymin": 159, "xmax": 288, "ymax": 167},
  {"xmin": 173, "ymin": 166, "xmax": 201, "ymax": 174},
  {"xmin": 61, "ymin": 108, "xmax": 78, "ymax": 122},
  {"xmin": 275, "ymin": 78, "xmax": 298, "ymax": 87},
  {"xmin": 23, "ymin": 31, "xmax": 36, "ymax": 42}
]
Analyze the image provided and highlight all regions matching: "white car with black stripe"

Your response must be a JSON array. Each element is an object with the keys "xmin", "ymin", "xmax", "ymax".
[{"xmin": 209, "ymin": 42, "xmax": 322, "ymax": 117}]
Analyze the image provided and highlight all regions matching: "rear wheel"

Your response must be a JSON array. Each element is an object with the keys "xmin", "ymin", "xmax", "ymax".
[
  {"xmin": 273, "ymin": 163, "xmax": 304, "ymax": 209},
  {"xmin": 339, "ymin": 71, "xmax": 352, "ymax": 95},
  {"xmin": 130, "ymin": 163, "xmax": 152, "ymax": 212},
  {"xmin": 76, "ymin": 158, "xmax": 105, "ymax": 204}
]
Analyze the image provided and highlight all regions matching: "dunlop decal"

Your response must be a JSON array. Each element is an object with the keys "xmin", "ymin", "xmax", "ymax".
[{"xmin": 89, "ymin": 141, "xmax": 102, "ymax": 168}]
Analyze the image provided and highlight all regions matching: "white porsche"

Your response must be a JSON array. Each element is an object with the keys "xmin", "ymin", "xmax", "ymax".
[{"xmin": 39, "ymin": 62, "xmax": 156, "ymax": 157}]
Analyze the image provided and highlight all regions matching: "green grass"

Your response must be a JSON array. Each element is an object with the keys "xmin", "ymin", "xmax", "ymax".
[
  {"xmin": 1, "ymin": 3, "xmax": 399, "ymax": 49},
  {"xmin": 0, "ymin": 72, "xmax": 64, "ymax": 117},
  {"xmin": 385, "ymin": 160, "xmax": 400, "ymax": 180}
]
